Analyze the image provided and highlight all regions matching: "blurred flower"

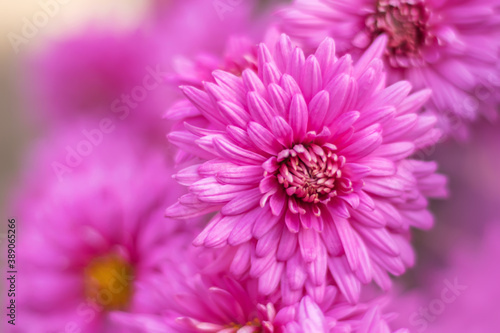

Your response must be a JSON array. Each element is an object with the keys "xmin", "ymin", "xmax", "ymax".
[
  {"xmin": 148, "ymin": 0, "xmax": 267, "ymax": 57},
  {"xmin": 25, "ymin": 28, "xmax": 169, "ymax": 140},
  {"xmin": 165, "ymin": 34, "xmax": 447, "ymax": 305},
  {"xmin": 168, "ymin": 36, "xmax": 258, "ymax": 88},
  {"xmin": 278, "ymin": 0, "xmax": 500, "ymax": 138},
  {"xmin": 114, "ymin": 235, "xmax": 407, "ymax": 333},
  {"xmin": 13, "ymin": 133, "xmax": 193, "ymax": 333}
]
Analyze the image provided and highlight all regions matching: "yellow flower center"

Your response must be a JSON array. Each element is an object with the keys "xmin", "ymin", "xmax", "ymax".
[{"xmin": 84, "ymin": 255, "xmax": 134, "ymax": 310}]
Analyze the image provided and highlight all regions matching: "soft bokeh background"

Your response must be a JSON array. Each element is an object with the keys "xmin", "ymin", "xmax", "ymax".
[
  {"xmin": 1, "ymin": 1, "xmax": 499, "ymax": 332},
  {"xmin": 0, "ymin": 0, "xmax": 151, "ymax": 224}
]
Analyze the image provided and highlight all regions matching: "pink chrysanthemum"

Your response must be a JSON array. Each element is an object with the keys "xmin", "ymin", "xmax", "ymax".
[
  {"xmin": 13, "ymin": 135, "xmax": 192, "ymax": 333},
  {"xmin": 166, "ymin": 34, "xmax": 447, "ymax": 304},
  {"xmin": 117, "ymin": 243, "xmax": 407, "ymax": 333},
  {"xmin": 278, "ymin": 0, "xmax": 500, "ymax": 138},
  {"xmin": 166, "ymin": 282, "xmax": 406, "ymax": 333}
]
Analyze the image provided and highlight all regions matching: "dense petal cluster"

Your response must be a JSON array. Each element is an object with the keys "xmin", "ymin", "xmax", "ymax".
[
  {"xmin": 113, "ymin": 240, "xmax": 407, "ymax": 333},
  {"xmin": 278, "ymin": 0, "xmax": 500, "ymax": 138},
  {"xmin": 165, "ymin": 281, "xmax": 406, "ymax": 333},
  {"xmin": 14, "ymin": 135, "xmax": 191, "ymax": 333},
  {"xmin": 166, "ymin": 34, "xmax": 447, "ymax": 305}
]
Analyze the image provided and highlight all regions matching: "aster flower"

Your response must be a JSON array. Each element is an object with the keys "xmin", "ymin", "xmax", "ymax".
[
  {"xmin": 14, "ymin": 134, "xmax": 192, "ymax": 333},
  {"xmin": 278, "ymin": 0, "xmax": 500, "ymax": 138},
  {"xmin": 166, "ymin": 34, "xmax": 447, "ymax": 305}
]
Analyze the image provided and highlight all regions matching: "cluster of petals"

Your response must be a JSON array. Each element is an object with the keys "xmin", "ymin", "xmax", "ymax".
[
  {"xmin": 278, "ymin": 0, "xmax": 500, "ymax": 138},
  {"xmin": 166, "ymin": 33, "xmax": 447, "ymax": 306},
  {"xmin": 116, "ymin": 242, "xmax": 407, "ymax": 333}
]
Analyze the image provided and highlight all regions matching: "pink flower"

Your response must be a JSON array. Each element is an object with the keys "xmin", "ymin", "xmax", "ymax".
[
  {"xmin": 166, "ymin": 34, "xmax": 447, "ymax": 305},
  {"xmin": 26, "ymin": 28, "xmax": 169, "ymax": 140},
  {"xmin": 116, "ymin": 245, "xmax": 407, "ymax": 333},
  {"xmin": 278, "ymin": 0, "xmax": 500, "ymax": 138},
  {"xmin": 13, "ymin": 134, "xmax": 193, "ymax": 333},
  {"xmin": 166, "ymin": 284, "xmax": 406, "ymax": 333}
]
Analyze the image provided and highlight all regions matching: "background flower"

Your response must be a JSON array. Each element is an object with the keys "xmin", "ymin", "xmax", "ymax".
[
  {"xmin": 278, "ymin": 0, "xmax": 500, "ymax": 139},
  {"xmin": 11, "ymin": 133, "xmax": 193, "ymax": 333}
]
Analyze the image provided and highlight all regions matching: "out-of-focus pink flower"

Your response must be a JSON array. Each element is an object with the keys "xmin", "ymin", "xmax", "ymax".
[
  {"xmin": 26, "ymin": 28, "xmax": 169, "ymax": 140},
  {"xmin": 12, "ymin": 134, "xmax": 193, "ymax": 333},
  {"xmin": 165, "ymin": 34, "xmax": 447, "ymax": 305},
  {"xmin": 148, "ymin": 0, "xmax": 267, "ymax": 57},
  {"xmin": 278, "ymin": 0, "xmax": 500, "ymax": 138}
]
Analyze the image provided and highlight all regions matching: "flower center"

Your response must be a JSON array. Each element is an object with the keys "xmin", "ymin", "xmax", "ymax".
[
  {"xmin": 228, "ymin": 318, "xmax": 262, "ymax": 332},
  {"xmin": 366, "ymin": 0, "xmax": 434, "ymax": 67},
  {"xmin": 84, "ymin": 254, "xmax": 134, "ymax": 310},
  {"xmin": 277, "ymin": 143, "xmax": 351, "ymax": 204}
]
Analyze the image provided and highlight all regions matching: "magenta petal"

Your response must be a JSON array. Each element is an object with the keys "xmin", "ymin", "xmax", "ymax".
[
  {"xmin": 300, "ymin": 55, "xmax": 322, "ymax": 101},
  {"xmin": 289, "ymin": 94, "xmax": 308, "ymax": 141},
  {"xmin": 353, "ymin": 34, "xmax": 387, "ymax": 78},
  {"xmin": 217, "ymin": 100, "xmax": 250, "ymax": 128},
  {"xmin": 272, "ymin": 116, "xmax": 294, "ymax": 147},
  {"xmin": 268, "ymin": 83, "xmax": 291, "ymax": 117},
  {"xmin": 256, "ymin": 225, "xmax": 281, "ymax": 257},
  {"xmin": 308, "ymin": 90, "xmax": 330, "ymax": 131},
  {"xmin": 252, "ymin": 205, "xmax": 281, "ymax": 239},
  {"xmin": 335, "ymin": 218, "xmax": 360, "ymax": 272},
  {"xmin": 287, "ymin": 253, "xmax": 307, "ymax": 290},
  {"xmin": 328, "ymin": 256, "xmax": 361, "ymax": 304},
  {"xmin": 298, "ymin": 228, "xmax": 319, "ymax": 262},
  {"xmin": 314, "ymin": 37, "xmax": 336, "ymax": 73},
  {"xmin": 222, "ymin": 188, "xmax": 262, "ymax": 215},
  {"xmin": 276, "ymin": 227, "xmax": 298, "ymax": 261},
  {"xmin": 247, "ymin": 91, "xmax": 277, "ymax": 126},
  {"xmin": 258, "ymin": 262, "xmax": 284, "ymax": 295},
  {"xmin": 216, "ymin": 165, "xmax": 264, "ymax": 185},
  {"xmin": 285, "ymin": 210, "xmax": 301, "ymax": 233},
  {"xmin": 204, "ymin": 215, "xmax": 239, "ymax": 248},
  {"xmin": 247, "ymin": 121, "xmax": 282, "ymax": 155},
  {"xmin": 213, "ymin": 137, "xmax": 266, "ymax": 165}
]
